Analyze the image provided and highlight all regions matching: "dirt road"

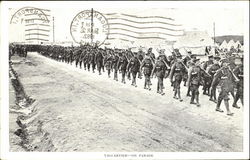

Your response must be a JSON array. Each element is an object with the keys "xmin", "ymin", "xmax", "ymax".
[{"xmin": 9, "ymin": 52, "xmax": 243, "ymax": 152}]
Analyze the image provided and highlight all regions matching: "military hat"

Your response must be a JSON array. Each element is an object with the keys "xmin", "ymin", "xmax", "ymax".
[
  {"xmin": 220, "ymin": 58, "xmax": 230, "ymax": 65},
  {"xmin": 193, "ymin": 58, "xmax": 200, "ymax": 63},
  {"xmin": 187, "ymin": 60, "xmax": 195, "ymax": 66},
  {"xmin": 187, "ymin": 51, "xmax": 192, "ymax": 54},
  {"xmin": 208, "ymin": 55, "xmax": 213, "ymax": 58},
  {"xmin": 214, "ymin": 55, "xmax": 221, "ymax": 60},
  {"xmin": 190, "ymin": 54, "xmax": 196, "ymax": 58},
  {"xmin": 158, "ymin": 49, "xmax": 165, "ymax": 56},
  {"xmin": 176, "ymin": 54, "xmax": 182, "ymax": 58}
]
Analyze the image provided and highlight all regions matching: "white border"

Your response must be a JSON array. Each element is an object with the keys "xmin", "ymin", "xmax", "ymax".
[{"xmin": 1, "ymin": 1, "xmax": 249, "ymax": 160}]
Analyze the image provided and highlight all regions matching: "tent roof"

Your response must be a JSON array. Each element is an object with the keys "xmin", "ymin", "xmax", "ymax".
[
  {"xmin": 227, "ymin": 39, "xmax": 235, "ymax": 48},
  {"xmin": 174, "ymin": 31, "xmax": 214, "ymax": 48}
]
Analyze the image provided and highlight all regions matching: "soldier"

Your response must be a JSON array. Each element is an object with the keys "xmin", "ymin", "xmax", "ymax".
[
  {"xmin": 69, "ymin": 47, "xmax": 74, "ymax": 65},
  {"xmin": 126, "ymin": 51, "xmax": 133, "ymax": 81},
  {"xmin": 83, "ymin": 48, "xmax": 89, "ymax": 70},
  {"xmin": 232, "ymin": 56, "xmax": 244, "ymax": 108},
  {"xmin": 74, "ymin": 48, "xmax": 81, "ymax": 68},
  {"xmin": 89, "ymin": 48, "xmax": 96, "ymax": 73},
  {"xmin": 182, "ymin": 51, "xmax": 192, "ymax": 86},
  {"xmin": 137, "ymin": 48, "xmax": 145, "ymax": 79},
  {"xmin": 138, "ymin": 49, "xmax": 144, "ymax": 79},
  {"xmin": 23, "ymin": 46, "xmax": 27, "ymax": 58},
  {"xmin": 127, "ymin": 52, "xmax": 140, "ymax": 87},
  {"xmin": 113, "ymin": 51, "xmax": 120, "ymax": 81},
  {"xmin": 95, "ymin": 49, "xmax": 104, "ymax": 75},
  {"xmin": 186, "ymin": 60, "xmax": 195, "ymax": 97},
  {"xmin": 118, "ymin": 52, "xmax": 128, "ymax": 84},
  {"xmin": 104, "ymin": 51, "xmax": 113, "ymax": 78},
  {"xmin": 169, "ymin": 54, "xmax": 186, "ymax": 101},
  {"xmin": 151, "ymin": 50, "xmax": 167, "ymax": 95},
  {"xmin": 140, "ymin": 53, "xmax": 154, "ymax": 90},
  {"xmin": 209, "ymin": 55, "xmax": 221, "ymax": 102},
  {"xmin": 187, "ymin": 59, "xmax": 205, "ymax": 107},
  {"xmin": 202, "ymin": 55, "xmax": 214, "ymax": 95},
  {"xmin": 213, "ymin": 58, "xmax": 238, "ymax": 116}
]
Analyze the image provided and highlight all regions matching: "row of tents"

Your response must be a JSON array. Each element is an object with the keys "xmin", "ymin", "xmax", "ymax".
[{"xmin": 219, "ymin": 39, "xmax": 243, "ymax": 51}]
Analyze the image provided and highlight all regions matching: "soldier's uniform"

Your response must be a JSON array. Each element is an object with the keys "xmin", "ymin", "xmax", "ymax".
[
  {"xmin": 95, "ymin": 50, "xmax": 104, "ymax": 75},
  {"xmin": 202, "ymin": 55, "xmax": 214, "ymax": 95},
  {"xmin": 23, "ymin": 46, "xmax": 27, "ymax": 58},
  {"xmin": 89, "ymin": 50, "xmax": 96, "ymax": 73},
  {"xmin": 182, "ymin": 52, "xmax": 192, "ymax": 86},
  {"xmin": 186, "ymin": 60, "xmax": 195, "ymax": 97},
  {"xmin": 213, "ymin": 59, "xmax": 236, "ymax": 116},
  {"xmin": 232, "ymin": 56, "xmax": 243, "ymax": 108},
  {"xmin": 74, "ymin": 49, "xmax": 81, "ymax": 68},
  {"xmin": 169, "ymin": 55, "xmax": 185, "ymax": 101},
  {"xmin": 141, "ymin": 55, "xmax": 154, "ymax": 90},
  {"xmin": 113, "ymin": 53, "xmax": 119, "ymax": 81},
  {"xmin": 127, "ymin": 53, "xmax": 140, "ymax": 87},
  {"xmin": 208, "ymin": 56, "xmax": 221, "ymax": 102},
  {"xmin": 118, "ymin": 53, "xmax": 128, "ymax": 84},
  {"xmin": 187, "ymin": 59, "xmax": 205, "ymax": 107},
  {"xmin": 152, "ymin": 54, "xmax": 166, "ymax": 95},
  {"xmin": 104, "ymin": 53, "xmax": 113, "ymax": 78},
  {"xmin": 137, "ymin": 49, "xmax": 145, "ymax": 79}
]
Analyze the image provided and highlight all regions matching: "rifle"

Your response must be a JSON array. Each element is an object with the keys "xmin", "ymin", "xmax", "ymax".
[
  {"xmin": 228, "ymin": 67, "xmax": 240, "ymax": 82},
  {"xmin": 183, "ymin": 47, "xmax": 212, "ymax": 77}
]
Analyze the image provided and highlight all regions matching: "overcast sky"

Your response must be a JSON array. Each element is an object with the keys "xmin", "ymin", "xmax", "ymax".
[{"xmin": 8, "ymin": 1, "xmax": 246, "ymax": 42}]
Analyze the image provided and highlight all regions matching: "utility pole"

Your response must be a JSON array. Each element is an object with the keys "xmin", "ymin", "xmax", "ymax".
[
  {"xmin": 53, "ymin": 16, "xmax": 55, "ymax": 43},
  {"xmin": 91, "ymin": 8, "xmax": 94, "ymax": 45},
  {"xmin": 213, "ymin": 22, "xmax": 216, "ymax": 45}
]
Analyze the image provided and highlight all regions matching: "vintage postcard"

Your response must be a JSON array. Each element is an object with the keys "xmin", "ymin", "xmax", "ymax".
[{"xmin": 0, "ymin": 1, "xmax": 249, "ymax": 160}]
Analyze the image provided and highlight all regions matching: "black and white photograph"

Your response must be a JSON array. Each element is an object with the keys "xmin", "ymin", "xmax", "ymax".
[{"xmin": 0, "ymin": 1, "xmax": 249, "ymax": 160}]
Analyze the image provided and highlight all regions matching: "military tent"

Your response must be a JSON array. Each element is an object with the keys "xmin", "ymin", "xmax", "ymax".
[
  {"xmin": 234, "ymin": 40, "xmax": 242, "ymax": 49},
  {"xmin": 226, "ymin": 39, "xmax": 236, "ymax": 50},
  {"xmin": 219, "ymin": 40, "xmax": 228, "ymax": 50}
]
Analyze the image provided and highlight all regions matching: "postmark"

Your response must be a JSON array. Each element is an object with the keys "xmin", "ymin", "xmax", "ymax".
[
  {"xmin": 10, "ymin": 7, "xmax": 49, "ymax": 24},
  {"xmin": 70, "ymin": 9, "xmax": 109, "ymax": 46}
]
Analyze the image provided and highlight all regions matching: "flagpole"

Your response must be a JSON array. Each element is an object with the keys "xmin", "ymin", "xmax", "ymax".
[
  {"xmin": 91, "ymin": 8, "xmax": 94, "ymax": 45},
  {"xmin": 53, "ymin": 16, "xmax": 55, "ymax": 43},
  {"xmin": 213, "ymin": 22, "xmax": 215, "ymax": 45}
]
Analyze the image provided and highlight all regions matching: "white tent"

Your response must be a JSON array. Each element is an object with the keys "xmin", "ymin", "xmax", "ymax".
[
  {"xmin": 227, "ymin": 39, "xmax": 235, "ymax": 50},
  {"xmin": 234, "ymin": 40, "xmax": 242, "ymax": 49},
  {"xmin": 219, "ymin": 40, "xmax": 228, "ymax": 50}
]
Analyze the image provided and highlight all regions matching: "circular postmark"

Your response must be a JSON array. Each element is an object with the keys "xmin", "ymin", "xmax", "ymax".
[
  {"xmin": 70, "ymin": 10, "xmax": 109, "ymax": 46},
  {"xmin": 10, "ymin": 7, "xmax": 49, "ymax": 24}
]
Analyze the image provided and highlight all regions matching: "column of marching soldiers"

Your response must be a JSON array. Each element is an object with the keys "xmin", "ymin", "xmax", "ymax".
[{"xmin": 9, "ymin": 44, "xmax": 244, "ymax": 116}]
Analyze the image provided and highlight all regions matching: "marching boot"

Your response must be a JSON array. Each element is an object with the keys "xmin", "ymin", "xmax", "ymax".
[
  {"xmin": 173, "ymin": 90, "xmax": 178, "ymax": 99},
  {"xmin": 147, "ymin": 79, "xmax": 151, "ymax": 90},
  {"xmin": 215, "ymin": 98, "xmax": 223, "ymax": 112},
  {"xmin": 186, "ymin": 87, "xmax": 191, "ymax": 97},
  {"xmin": 232, "ymin": 94, "xmax": 240, "ymax": 109},
  {"xmin": 224, "ymin": 100, "xmax": 233, "ymax": 116},
  {"xmin": 178, "ymin": 89, "xmax": 183, "ymax": 102},
  {"xmin": 134, "ymin": 79, "xmax": 137, "ymax": 87},
  {"xmin": 207, "ymin": 88, "xmax": 211, "ymax": 96},
  {"xmin": 195, "ymin": 94, "xmax": 200, "ymax": 107},
  {"xmin": 190, "ymin": 92, "xmax": 195, "ymax": 104}
]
